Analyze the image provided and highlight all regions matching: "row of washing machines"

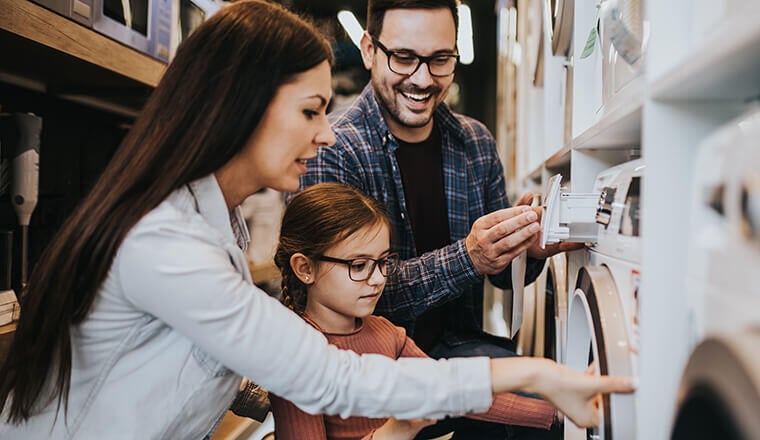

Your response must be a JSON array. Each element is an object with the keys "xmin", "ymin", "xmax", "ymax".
[{"xmin": 514, "ymin": 106, "xmax": 760, "ymax": 439}]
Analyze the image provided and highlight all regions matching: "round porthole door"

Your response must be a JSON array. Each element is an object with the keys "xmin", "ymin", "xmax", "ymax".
[{"xmin": 564, "ymin": 265, "xmax": 636, "ymax": 440}]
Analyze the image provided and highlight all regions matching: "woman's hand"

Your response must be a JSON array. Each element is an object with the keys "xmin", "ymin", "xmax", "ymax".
[
  {"xmin": 368, "ymin": 417, "xmax": 437, "ymax": 440},
  {"xmin": 539, "ymin": 361, "xmax": 634, "ymax": 427},
  {"xmin": 490, "ymin": 358, "xmax": 636, "ymax": 428}
]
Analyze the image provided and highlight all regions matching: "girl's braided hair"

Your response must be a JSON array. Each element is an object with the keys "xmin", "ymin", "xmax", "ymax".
[{"xmin": 276, "ymin": 183, "xmax": 390, "ymax": 313}]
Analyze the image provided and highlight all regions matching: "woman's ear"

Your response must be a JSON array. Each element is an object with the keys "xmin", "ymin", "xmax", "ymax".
[
  {"xmin": 290, "ymin": 253, "xmax": 314, "ymax": 285},
  {"xmin": 360, "ymin": 31, "xmax": 374, "ymax": 70}
]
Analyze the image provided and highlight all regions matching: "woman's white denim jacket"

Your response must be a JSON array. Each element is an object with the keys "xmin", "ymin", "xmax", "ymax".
[{"xmin": 1, "ymin": 175, "xmax": 493, "ymax": 439}]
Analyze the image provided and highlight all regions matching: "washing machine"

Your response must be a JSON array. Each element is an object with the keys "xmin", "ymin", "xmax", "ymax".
[
  {"xmin": 671, "ymin": 106, "xmax": 760, "ymax": 439},
  {"xmin": 599, "ymin": 0, "xmax": 646, "ymax": 114},
  {"xmin": 530, "ymin": 252, "xmax": 568, "ymax": 363},
  {"xmin": 684, "ymin": 105, "xmax": 760, "ymax": 338},
  {"xmin": 514, "ymin": 259, "xmax": 565, "ymax": 362},
  {"xmin": 547, "ymin": 253, "xmax": 569, "ymax": 363},
  {"xmin": 542, "ymin": 159, "xmax": 643, "ymax": 439}
]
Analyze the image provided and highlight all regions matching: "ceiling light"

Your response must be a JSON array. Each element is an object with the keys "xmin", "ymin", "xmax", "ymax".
[
  {"xmin": 337, "ymin": 10, "xmax": 364, "ymax": 49},
  {"xmin": 458, "ymin": 3, "xmax": 474, "ymax": 64}
]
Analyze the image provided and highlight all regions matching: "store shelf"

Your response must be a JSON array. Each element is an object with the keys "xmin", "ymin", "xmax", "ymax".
[
  {"xmin": 249, "ymin": 260, "xmax": 280, "ymax": 284},
  {"xmin": 0, "ymin": 323, "xmax": 16, "ymax": 363},
  {"xmin": 0, "ymin": 0, "xmax": 164, "ymax": 113},
  {"xmin": 545, "ymin": 143, "xmax": 571, "ymax": 170},
  {"xmin": 651, "ymin": 12, "xmax": 760, "ymax": 101},
  {"xmin": 572, "ymin": 84, "xmax": 643, "ymax": 151},
  {"xmin": 0, "ymin": 323, "xmax": 16, "ymax": 335},
  {"xmin": 522, "ymin": 163, "xmax": 543, "ymax": 185},
  {"xmin": 211, "ymin": 412, "xmax": 259, "ymax": 440}
]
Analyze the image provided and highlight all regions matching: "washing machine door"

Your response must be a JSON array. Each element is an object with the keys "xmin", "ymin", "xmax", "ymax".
[
  {"xmin": 534, "ymin": 265, "xmax": 549, "ymax": 358},
  {"xmin": 671, "ymin": 330, "xmax": 760, "ymax": 440},
  {"xmin": 533, "ymin": 253, "xmax": 567, "ymax": 362},
  {"xmin": 564, "ymin": 266, "xmax": 636, "ymax": 440},
  {"xmin": 517, "ymin": 278, "xmax": 537, "ymax": 356},
  {"xmin": 547, "ymin": 253, "xmax": 568, "ymax": 362}
]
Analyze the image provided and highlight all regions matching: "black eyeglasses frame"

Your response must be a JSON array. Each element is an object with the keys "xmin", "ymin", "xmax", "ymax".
[
  {"xmin": 315, "ymin": 253, "xmax": 400, "ymax": 281},
  {"xmin": 371, "ymin": 37, "xmax": 459, "ymax": 77}
]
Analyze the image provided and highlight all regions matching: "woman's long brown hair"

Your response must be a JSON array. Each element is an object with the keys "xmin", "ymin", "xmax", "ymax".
[{"xmin": 0, "ymin": 0, "xmax": 333, "ymax": 423}]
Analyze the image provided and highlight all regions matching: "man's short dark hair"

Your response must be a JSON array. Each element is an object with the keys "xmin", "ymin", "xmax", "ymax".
[{"xmin": 366, "ymin": 0, "xmax": 459, "ymax": 39}]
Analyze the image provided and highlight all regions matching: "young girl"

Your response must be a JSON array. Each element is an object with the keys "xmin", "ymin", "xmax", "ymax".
[{"xmin": 271, "ymin": 183, "xmax": 617, "ymax": 440}]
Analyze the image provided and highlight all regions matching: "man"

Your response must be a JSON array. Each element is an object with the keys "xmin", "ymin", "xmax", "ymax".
[{"xmin": 299, "ymin": 1, "xmax": 576, "ymax": 438}]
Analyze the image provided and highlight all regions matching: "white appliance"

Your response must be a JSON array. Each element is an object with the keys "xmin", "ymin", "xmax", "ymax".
[
  {"xmin": 670, "ymin": 331, "xmax": 760, "ymax": 440},
  {"xmin": 599, "ymin": 0, "xmax": 646, "ymax": 114},
  {"xmin": 544, "ymin": 0, "xmax": 574, "ymax": 57},
  {"xmin": 670, "ymin": 106, "xmax": 760, "ymax": 439},
  {"xmin": 531, "ymin": 252, "xmax": 569, "ymax": 362},
  {"xmin": 170, "ymin": 0, "xmax": 222, "ymax": 59},
  {"xmin": 685, "ymin": 106, "xmax": 760, "ymax": 338},
  {"xmin": 691, "ymin": 0, "xmax": 760, "ymax": 46},
  {"xmin": 543, "ymin": 159, "xmax": 643, "ymax": 439}
]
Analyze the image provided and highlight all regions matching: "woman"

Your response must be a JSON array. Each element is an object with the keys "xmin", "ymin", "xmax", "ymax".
[{"xmin": 0, "ymin": 1, "xmax": 633, "ymax": 438}]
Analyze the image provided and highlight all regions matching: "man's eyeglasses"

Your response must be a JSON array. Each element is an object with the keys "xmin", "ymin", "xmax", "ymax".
[
  {"xmin": 371, "ymin": 37, "xmax": 459, "ymax": 77},
  {"xmin": 315, "ymin": 253, "xmax": 400, "ymax": 281}
]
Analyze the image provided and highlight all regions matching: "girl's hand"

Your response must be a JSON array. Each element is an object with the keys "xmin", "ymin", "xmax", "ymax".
[{"xmin": 369, "ymin": 417, "xmax": 437, "ymax": 440}]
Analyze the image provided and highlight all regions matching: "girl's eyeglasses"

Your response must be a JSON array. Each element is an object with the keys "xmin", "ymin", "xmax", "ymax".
[{"xmin": 315, "ymin": 254, "xmax": 399, "ymax": 281}]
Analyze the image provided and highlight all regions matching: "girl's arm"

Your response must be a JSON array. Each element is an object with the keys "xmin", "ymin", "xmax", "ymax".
[
  {"xmin": 398, "ymin": 334, "xmax": 553, "ymax": 429},
  {"xmin": 363, "ymin": 418, "xmax": 435, "ymax": 440},
  {"xmin": 466, "ymin": 393, "xmax": 554, "ymax": 429},
  {"xmin": 269, "ymin": 393, "xmax": 327, "ymax": 440},
  {"xmin": 398, "ymin": 331, "xmax": 632, "ymax": 429}
]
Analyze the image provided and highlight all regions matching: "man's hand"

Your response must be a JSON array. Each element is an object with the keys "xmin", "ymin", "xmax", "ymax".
[
  {"xmin": 525, "ymin": 206, "xmax": 585, "ymax": 259},
  {"xmin": 465, "ymin": 204, "xmax": 540, "ymax": 275},
  {"xmin": 528, "ymin": 241, "xmax": 585, "ymax": 259}
]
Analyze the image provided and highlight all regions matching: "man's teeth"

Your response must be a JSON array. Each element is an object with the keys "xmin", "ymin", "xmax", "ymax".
[{"xmin": 402, "ymin": 92, "xmax": 431, "ymax": 102}]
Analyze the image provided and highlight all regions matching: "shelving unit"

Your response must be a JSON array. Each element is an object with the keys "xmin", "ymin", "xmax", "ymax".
[
  {"xmin": 638, "ymin": 2, "xmax": 760, "ymax": 438},
  {"xmin": 0, "ymin": 322, "xmax": 16, "ymax": 363},
  {"xmin": 501, "ymin": 0, "xmax": 760, "ymax": 438},
  {"xmin": 0, "ymin": 4, "xmax": 263, "ymax": 438},
  {"xmin": 211, "ymin": 413, "xmax": 260, "ymax": 440},
  {"xmin": 0, "ymin": 0, "xmax": 166, "ymax": 373},
  {"xmin": 649, "ymin": 5, "xmax": 760, "ymax": 101},
  {"xmin": 0, "ymin": 0, "xmax": 165, "ymax": 115}
]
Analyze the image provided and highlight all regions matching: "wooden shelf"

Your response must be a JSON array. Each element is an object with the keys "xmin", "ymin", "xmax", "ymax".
[
  {"xmin": 520, "ymin": 163, "xmax": 543, "ymax": 187},
  {"xmin": 249, "ymin": 260, "xmax": 280, "ymax": 285},
  {"xmin": 0, "ymin": 0, "xmax": 165, "ymax": 113},
  {"xmin": 651, "ymin": 12, "xmax": 760, "ymax": 101},
  {"xmin": 211, "ymin": 412, "xmax": 260, "ymax": 440},
  {"xmin": 0, "ymin": 322, "xmax": 16, "ymax": 364},
  {"xmin": 0, "ymin": 322, "xmax": 17, "ymax": 335}
]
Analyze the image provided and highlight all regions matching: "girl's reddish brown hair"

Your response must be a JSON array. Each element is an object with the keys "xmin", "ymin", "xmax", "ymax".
[{"xmin": 276, "ymin": 183, "xmax": 390, "ymax": 313}]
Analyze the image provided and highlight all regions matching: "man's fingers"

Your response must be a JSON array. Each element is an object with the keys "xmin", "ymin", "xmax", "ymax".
[
  {"xmin": 477, "ymin": 206, "xmax": 533, "ymax": 229},
  {"xmin": 516, "ymin": 192, "xmax": 534, "ymax": 206},
  {"xmin": 489, "ymin": 219, "xmax": 540, "ymax": 254},
  {"xmin": 487, "ymin": 231, "xmax": 539, "ymax": 269},
  {"xmin": 531, "ymin": 240, "xmax": 585, "ymax": 259},
  {"xmin": 556, "ymin": 242, "xmax": 585, "ymax": 253}
]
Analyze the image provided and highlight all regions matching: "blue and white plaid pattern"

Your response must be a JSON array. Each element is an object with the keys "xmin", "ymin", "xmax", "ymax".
[{"xmin": 299, "ymin": 84, "xmax": 543, "ymax": 340}]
